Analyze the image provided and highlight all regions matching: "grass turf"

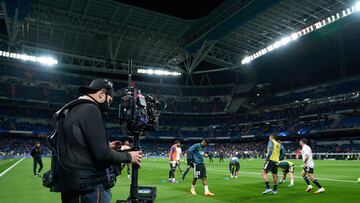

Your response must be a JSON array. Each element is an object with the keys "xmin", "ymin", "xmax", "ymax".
[
  {"xmin": 0, "ymin": 158, "xmax": 359, "ymax": 203},
  {"xmin": 0, "ymin": 158, "xmax": 19, "ymax": 173}
]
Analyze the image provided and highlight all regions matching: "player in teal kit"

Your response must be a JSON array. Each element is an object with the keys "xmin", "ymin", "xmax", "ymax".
[{"xmin": 188, "ymin": 139, "xmax": 215, "ymax": 196}]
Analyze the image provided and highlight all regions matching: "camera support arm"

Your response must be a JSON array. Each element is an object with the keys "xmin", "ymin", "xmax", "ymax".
[{"xmin": 129, "ymin": 132, "xmax": 141, "ymax": 203}]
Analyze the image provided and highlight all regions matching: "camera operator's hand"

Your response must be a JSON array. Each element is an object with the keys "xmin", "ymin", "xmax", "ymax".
[
  {"xmin": 129, "ymin": 151, "xmax": 143, "ymax": 166},
  {"xmin": 109, "ymin": 141, "xmax": 122, "ymax": 150}
]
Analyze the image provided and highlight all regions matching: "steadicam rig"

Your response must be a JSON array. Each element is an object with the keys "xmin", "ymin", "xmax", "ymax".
[{"xmin": 116, "ymin": 60, "xmax": 163, "ymax": 203}]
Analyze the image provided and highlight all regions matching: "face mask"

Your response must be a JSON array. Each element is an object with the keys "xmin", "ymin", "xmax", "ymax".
[
  {"xmin": 98, "ymin": 94, "xmax": 110, "ymax": 112},
  {"xmin": 86, "ymin": 94, "xmax": 110, "ymax": 112}
]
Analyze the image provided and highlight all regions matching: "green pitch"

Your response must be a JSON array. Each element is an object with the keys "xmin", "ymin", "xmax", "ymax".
[{"xmin": 0, "ymin": 158, "xmax": 359, "ymax": 203}]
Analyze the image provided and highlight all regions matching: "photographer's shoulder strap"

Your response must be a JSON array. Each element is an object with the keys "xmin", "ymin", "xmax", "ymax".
[
  {"xmin": 50, "ymin": 99, "xmax": 96, "ymax": 167},
  {"xmin": 50, "ymin": 99, "xmax": 96, "ymax": 157},
  {"xmin": 52, "ymin": 98, "xmax": 96, "ymax": 151},
  {"xmin": 54, "ymin": 99, "xmax": 95, "ymax": 120}
]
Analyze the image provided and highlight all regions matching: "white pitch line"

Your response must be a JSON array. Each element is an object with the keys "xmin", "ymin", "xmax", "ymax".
[
  {"xmin": 0, "ymin": 157, "xmax": 26, "ymax": 178},
  {"xmin": 207, "ymin": 168, "xmax": 358, "ymax": 183}
]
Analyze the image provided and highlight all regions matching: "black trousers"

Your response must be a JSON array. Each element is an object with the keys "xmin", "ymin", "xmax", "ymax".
[
  {"xmin": 33, "ymin": 158, "xmax": 43, "ymax": 175},
  {"xmin": 169, "ymin": 163, "xmax": 176, "ymax": 179},
  {"xmin": 61, "ymin": 184, "xmax": 111, "ymax": 203}
]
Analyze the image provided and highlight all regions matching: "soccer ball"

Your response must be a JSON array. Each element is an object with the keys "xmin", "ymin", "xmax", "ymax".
[{"xmin": 358, "ymin": 178, "xmax": 360, "ymax": 183}]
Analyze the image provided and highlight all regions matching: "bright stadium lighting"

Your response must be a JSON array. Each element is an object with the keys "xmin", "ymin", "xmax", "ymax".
[
  {"xmin": 272, "ymin": 41, "xmax": 282, "ymax": 49},
  {"xmin": 0, "ymin": 50, "xmax": 58, "ymax": 66},
  {"xmin": 290, "ymin": 33, "xmax": 299, "ymax": 40},
  {"xmin": 355, "ymin": 2, "xmax": 360, "ymax": 11},
  {"xmin": 241, "ymin": 3, "xmax": 360, "ymax": 65},
  {"xmin": 137, "ymin": 68, "xmax": 181, "ymax": 76},
  {"xmin": 280, "ymin": 36, "xmax": 292, "ymax": 45},
  {"xmin": 37, "ymin": 56, "xmax": 58, "ymax": 66},
  {"xmin": 266, "ymin": 45, "xmax": 274, "ymax": 52},
  {"xmin": 241, "ymin": 56, "xmax": 251, "ymax": 65}
]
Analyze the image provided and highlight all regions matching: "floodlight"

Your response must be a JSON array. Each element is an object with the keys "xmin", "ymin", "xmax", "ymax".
[
  {"xmin": 280, "ymin": 36, "xmax": 292, "ymax": 45},
  {"xmin": 266, "ymin": 45, "xmax": 274, "ymax": 52},
  {"xmin": 241, "ymin": 57, "xmax": 251, "ymax": 64},
  {"xmin": 355, "ymin": 1, "xmax": 360, "ymax": 11},
  {"xmin": 290, "ymin": 33, "xmax": 299, "ymax": 40},
  {"xmin": 37, "ymin": 56, "xmax": 58, "ymax": 66},
  {"xmin": 137, "ymin": 68, "xmax": 181, "ymax": 76},
  {"xmin": 272, "ymin": 41, "xmax": 281, "ymax": 49},
  {"xmin": 241, "ymin": 2, "xmax": 360, "ymax": 65},
  {"xmin": 0, "ymin": 50, "xmax": 58, "ymax": 66}
]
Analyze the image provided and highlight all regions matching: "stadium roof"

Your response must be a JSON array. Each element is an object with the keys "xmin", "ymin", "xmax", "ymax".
[{"xmin": 0, "ymin": 0, "xmax": 358, "ymax": 86}]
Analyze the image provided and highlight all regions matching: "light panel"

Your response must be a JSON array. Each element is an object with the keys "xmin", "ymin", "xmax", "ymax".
[
  {"xmin": 241, "ymin": 2, "xmax": 360, "ymax": 65},
  {"xmin": 137, "ymin": 68, "xmax": 181, "ymax": 76},
  {"xmin": 356, "ymin": 1, "xmax": 360, "ymax": 10},
  {"xmin": 0, "ymin": 50, "xmax": 58, "ymax": 66}
]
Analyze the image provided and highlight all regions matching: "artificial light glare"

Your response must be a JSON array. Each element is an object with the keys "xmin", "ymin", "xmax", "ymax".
[
  {"xmin": 355, "ymin": 2, "xmax": 360, "ymax": 11},
  {"xmin": 0, "ymin": 50, "xmax": 58, "ymax": 66},
  {"xmin": 137, "ymin": 68, "xmax": 181, "ymax": 76},
  {"xmin": 241, "ymin": 2, "xmax": 360, "ymax": 65}
]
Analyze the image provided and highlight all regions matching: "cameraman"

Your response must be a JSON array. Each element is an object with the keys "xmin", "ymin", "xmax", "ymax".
[{"xmin": 58, "ymin": 79, "xmax": 142, "ymax": 203}]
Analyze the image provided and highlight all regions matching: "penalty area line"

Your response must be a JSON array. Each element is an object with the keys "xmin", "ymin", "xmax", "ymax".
[
  {"xmin": 0, "ymin": 157, "xmax": 26, "ymax": 178},
  {"xmin": 207, "ymin": 168, "xmax": 358, "ymax": 183}
]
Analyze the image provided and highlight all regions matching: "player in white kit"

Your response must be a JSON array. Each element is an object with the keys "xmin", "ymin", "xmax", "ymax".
[
  {"xmin": 300, "ymin": 138, "xmax": 325, "ymax": 194},
  {"xmin": 176, "ymin": 146, "xmax": 183, "ymax": 174}
]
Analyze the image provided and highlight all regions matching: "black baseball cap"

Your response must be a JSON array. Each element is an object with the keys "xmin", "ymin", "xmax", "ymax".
[{"xmin": 79, "ymin": 79, "xmax": 114, "ymax": 97}]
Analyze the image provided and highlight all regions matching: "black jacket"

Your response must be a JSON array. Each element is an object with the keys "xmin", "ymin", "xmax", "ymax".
[
  {"xmin": 60, "ymin": 100, "xmax": 131, "ymax": 175},
  {"xmin": 30, "ymin": 147, "xmax": 42, "ymax": 160}
]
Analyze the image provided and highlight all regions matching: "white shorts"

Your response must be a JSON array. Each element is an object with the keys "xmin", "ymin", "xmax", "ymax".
[{"xmin": 169, "ymin": 161, "xmax": 177, "ymax": 167}]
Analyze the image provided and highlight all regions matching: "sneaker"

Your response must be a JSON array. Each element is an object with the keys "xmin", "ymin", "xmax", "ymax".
[
  {"xmin": 230, "ymin": 175, "xmax": 234, "ymax": 179},
  {"xmin": 204, "ymin": 191, "xmax": 215, "ymax": 196},
  {"xmin": 168, "ymin": 179, "xmax": 173, "ymax": 183},
  {"xmin": 235, "ymin": 176, "xmax": 238, "ymax": 179},
  {"xmin": 305, "ymin": 185, "xmax": 313, "ymax": 192},
  {"xmin": 191, "ymin": 188, "xmax": 197, "ymax": 195},
  {"xmin": 262, "ymin": 189, "xmax": 272, "ymax": 195},
  {"xmin": 314, "ymin": 187, "xmax": 325, "ymax": 194},
  {"xmin": 279, "ymin": 179, "xmax": 286, "ymax": 184},
  {"xmin": 288, "ymin": 184, "xmax": 294, "ymax": 187},
  {"xmin": 272, "ymin": 190, "xmax": 277, "ymax": 194}
]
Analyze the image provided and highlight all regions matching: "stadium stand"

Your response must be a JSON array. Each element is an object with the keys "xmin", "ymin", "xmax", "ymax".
[{"xmin": 1, "ymin": 63, "xmax": 360, "ymax": 159}]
